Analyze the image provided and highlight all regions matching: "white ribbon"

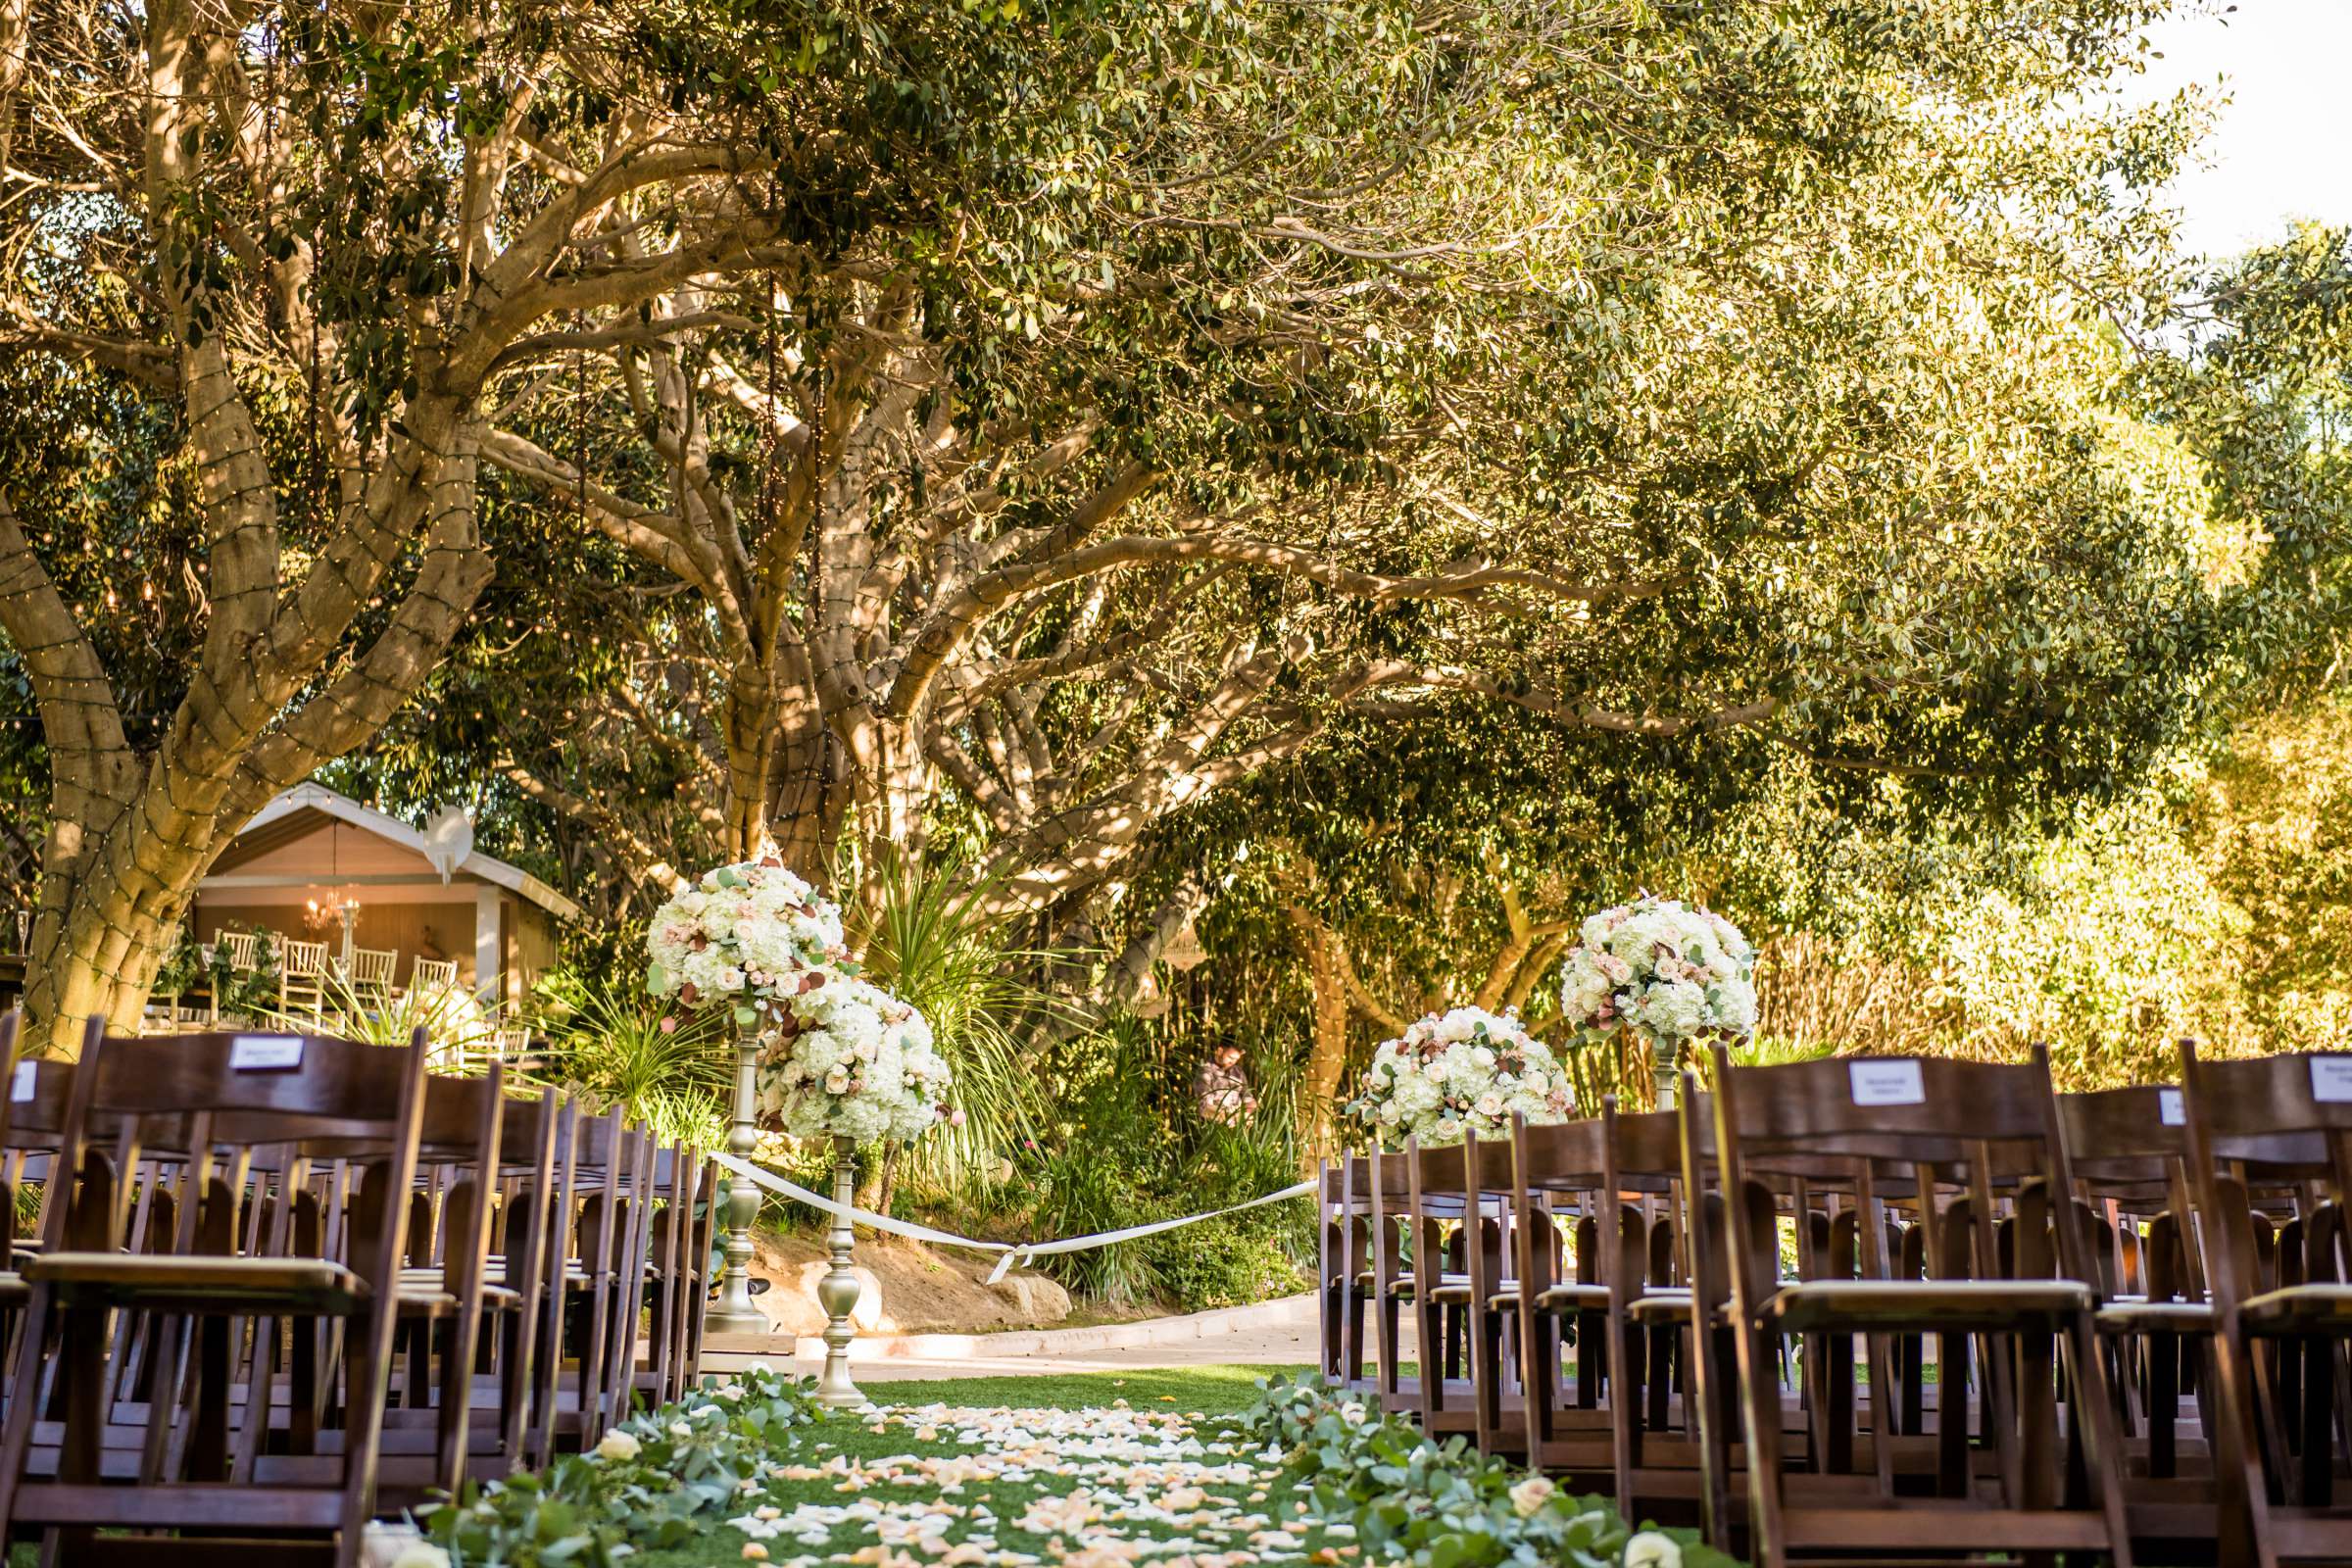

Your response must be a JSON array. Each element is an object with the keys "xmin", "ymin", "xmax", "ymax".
[{"xmin": 707, "ymin": 1152, "xmax": 1313, "ymax": 1285}]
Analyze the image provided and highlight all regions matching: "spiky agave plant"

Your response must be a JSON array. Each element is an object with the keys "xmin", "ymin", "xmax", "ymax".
[
  {"xmin": 528, "ymin": 965, "xmax": 733, "ymax": 1147},
  {"xmin": 277, "ymin": 970, "xmax": 502, "ymax": 1072},
  {"xmin": 839, "ymin": 844, "xmax": 1068, "ymax": 1195}
]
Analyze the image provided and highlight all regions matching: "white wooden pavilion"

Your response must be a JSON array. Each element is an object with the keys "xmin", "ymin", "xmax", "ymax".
[{"xmin": 190, "ymin": 782, "xmax": 580, "ymax": 1004}]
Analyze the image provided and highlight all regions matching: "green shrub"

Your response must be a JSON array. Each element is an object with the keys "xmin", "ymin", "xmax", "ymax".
[
  {"xmin": 427, "ymin": 1364, "xmax": 816, "ymax": 1566},
  {"xmin": 1236, "ymin": 1372, "xmax": 1740, "ymax": 1568},
  {"xmin": 527, "ymin": 965, "xmax": 733, "ymax": 1146},
  {"xmin": 1144, "ymin": 1214, "xmax": 1306, "ymax": 1312},
  {"xmin": 1022, "ymin": 1023, "xmax": 1317, "ymax": 1310}
]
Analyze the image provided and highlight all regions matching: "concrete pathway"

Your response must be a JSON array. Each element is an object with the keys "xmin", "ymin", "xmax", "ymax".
[{"xmin": 703, "ymin": 1292, "xmax": 1418, "ymax": 1381}]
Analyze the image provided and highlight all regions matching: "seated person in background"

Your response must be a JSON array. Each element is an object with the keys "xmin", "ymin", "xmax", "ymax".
[{"xmin": 1194, "ymin": 1043, "xmax": 1258, "ymax": 1125}]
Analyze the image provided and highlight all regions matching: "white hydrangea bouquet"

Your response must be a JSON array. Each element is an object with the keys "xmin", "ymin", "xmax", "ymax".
[
  {"xmin": 1348, "ymin": 1006, "xmax": 1574, "ymax": 1147},
  {"xmin": 646, "ymin": 857, "xmax": 953, "ymax": 1148},
  {"xmin": 645, "ymin": 858, "xmax": 847, "ymax": 1034},
  {"xmin": 753, "ymin": 973, "xmax": 956, "ymax": 1145},
  {"xmin": 1556, "ymin": 896, "xmax": 1757, "ymax": 1097}
]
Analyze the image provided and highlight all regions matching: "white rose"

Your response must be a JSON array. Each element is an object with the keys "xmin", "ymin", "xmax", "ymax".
[
  {"xmin": 595, "ymin": 1429, "xmax": 641, "ymax": 1461},
  {"xmin": 1508, "ymin": 1475, "xmax": 1554, "ymax": 1518},
  {"xmin": 390, "ymin": 1545, "xmax": 453, "ymax": 1568},
  {"xmin": 1623, "ymin": 1532, "xmax": 1682, "ymax": 1568}
]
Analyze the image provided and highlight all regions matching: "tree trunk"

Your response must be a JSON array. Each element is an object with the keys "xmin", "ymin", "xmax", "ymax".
[
  {"xmin": 768, "ymin": 687, "xmax": 846, "ymax": 876},
  {"xmin": 1287, "ymin": 903, "xmax": 1354, "ymax": 1171},
  {"xmin": 720, "ymin": 663, "xmax": 783, "ymax": 862},
  {"xmin": 24, "ymin": 788, "xmax": 217, "ymax": 1055}
]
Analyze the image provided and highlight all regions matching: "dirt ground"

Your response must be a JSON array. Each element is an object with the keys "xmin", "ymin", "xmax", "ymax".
[{"xmin": 747, "ymin": 1231, "xmax": 1153, "ymax": 1336}]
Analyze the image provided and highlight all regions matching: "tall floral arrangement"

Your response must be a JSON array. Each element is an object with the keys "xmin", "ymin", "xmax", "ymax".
[
  {"xmin": 646, "ymin": 858, "xmax": 952, "ymax": 1147},
  {"xmin": 1348, "ymin": 1006, "xmax": 1572, "ymax": 1147},
  {"xmin": 753, "ymin": 974, "xmax": 957, "ymax": 1145},
  {"xmin": 645, "ymin": 858, "xmax": 847, "ymax": 1034},
  {"xmin": 1556, "ymin": 896, "xmax": 1757, "ymax": 1061}
]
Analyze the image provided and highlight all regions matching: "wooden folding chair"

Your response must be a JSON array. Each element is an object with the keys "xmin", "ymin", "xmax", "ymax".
[
  {"xmin": 1511, "ymin": 1101, "xmax": 1720, "ymax": 1523},
  {"xmin": 351, "ymin": 1067, "xmax": 510, "ymax": 1507},
  {"xmin": 409, "ymin": 957, "xmax": 460, "ymax": 993},
  {"xmin": 639, "ymin": 1140, "xmax": 711, "ymax": 1410},
  {"xmin": 1457, "ymin": 1129, "xmax": 1531, "ymax": 1455},
  {"xmin": 476, "ymin": 1090, "xmax": 567, "ymax": 1478},
  {"xmin": 2176, "ymin": 1044, "xmax": 2352, "ymax": 1568},
  {"xmin": 1316, "ymin": 1156, "xmax": 1374, "ymax": 1388},
  {"xmin": 1399, "ymin": 1135, "xmax": 1517, "ymax": 1442},
  {"xmin": 1363, "ymin": 1145, "xmax": 1434, "ymax": 1413},
  {"xmin": 2055, "ymin": 1080, "xmax": 2231, "ymax": 1548},
  {"xmin": 1711, "ymin": 1048, "xmax": 2136, "ymax": 1568},
  {"xmin": 0, "ymin": 1023, "xmax": 432, "ymax": 1567},
  {"xmin": 0, "ymin": 1010, "xmax": 33, "ymax": 1367},
  {"xmin": 533, "ymin": 1106, "xmax": 630, "ymax": 1457}
]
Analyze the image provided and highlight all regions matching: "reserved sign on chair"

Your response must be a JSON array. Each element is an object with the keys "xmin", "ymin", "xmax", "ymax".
[{"xmin": 1847, "ymin": 1059, "xmax": 1925, "ymax": 1106}]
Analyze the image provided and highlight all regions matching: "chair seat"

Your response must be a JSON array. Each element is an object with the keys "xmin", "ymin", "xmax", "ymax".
[
  {"xmin": 1760, "ymin": 1278, "xmax": 2093, "ymax": 1333},
  {"xmin": 2095, "ymin": 1298, "xmax": 2214, "ymax": 1334},
  {"xmin": 1430, "ymin": 1278, "xmax": 1508, "ymax": 1307},
  {"xmin": 395, "ymin": 1281, "xmax": 522, "ymax": 1317},
  {"xmin": 1628, "ymin": 1289, "xmax": 1709, "ymax": 1327},
  {"xmin": 1352, "ymin": 1269, "xmax": 1469, "ymax": 1298},
  {"xmin": 26, "ymin": 1251, "xmax": 366, "ymax": 1310},
  {"xmin": 2239, "ymin": 1284, "xmax": 2352, "ymax": 1333},
  {"xmin": 1534, "ymin": 1283, "xmax": 1612, "ymax": 1313}
]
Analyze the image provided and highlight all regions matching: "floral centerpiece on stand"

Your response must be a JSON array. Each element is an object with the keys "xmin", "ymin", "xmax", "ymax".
[
  {"xmin": 1555, "ymin": 895, "xmax": 1756, "ymax": 1104},
  {"xmin": 645, "ymin": 858, "xmax": 848, "ymax": 1034},
  {"xmin": 752, "ymin": 972, "xmax": 956, "ymax": 1145},
  {"xmin": 644, "ymin": 853, "xmax": 950, "ymax": 1406},
  {"xmin": 1348, "ymin": 1005, "xmax": 1573, "ymax": 1147}
]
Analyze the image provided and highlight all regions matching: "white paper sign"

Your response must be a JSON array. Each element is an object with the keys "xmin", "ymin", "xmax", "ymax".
[
  {"xmin": 1849, "ymin": 1059, "xmax": 1926, "ymax": 1107},
  {"xmin": 2158, "ymin": 1087, "xmax": 2184, "ymax": 1126},
  {"xmin": 9, "ymin": 1059, "xmax": 34, "ymax": 1103},
  {"xmin": 2314, "ymin": 1057, "xmax": 2352, "ymax": 1103},
  {"xmin": 230, "ymin": 1035, "xmax": 305, "ymax": 1072}
]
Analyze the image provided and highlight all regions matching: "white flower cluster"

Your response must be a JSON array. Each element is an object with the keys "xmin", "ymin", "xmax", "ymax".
[
  {"xmin": 645, "ymin": 858, "xmax": 847, "ymax": 1029},
  {"xmin": 647, "ymin": 858, "xmax": 955, "ymax": 1148},
  {"xmin": 1348, "ymin": 1006, "xmax": 1573, "ymax": 1147},
  {"xmin": 753, "ymin": 972, "xmax": 957, "ymax": 1146},
  {"xmin": 1556, "ymin": 896, "xmax": 1757, "ymax": 1046}
]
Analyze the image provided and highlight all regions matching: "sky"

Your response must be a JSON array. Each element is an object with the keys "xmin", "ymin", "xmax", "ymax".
[{"xmin": 2123, "ymin": 0, "xmax": 2352, "ymax": 262}]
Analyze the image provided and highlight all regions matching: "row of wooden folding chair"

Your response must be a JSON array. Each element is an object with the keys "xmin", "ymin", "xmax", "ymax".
[
  {"xmin": 0, "ymin": 1010, "xmax": 716, "ymax": 1567},
  {"xmin": 1318, "ymin": 1049, "xmax": 2295, "ymax": 1566}
]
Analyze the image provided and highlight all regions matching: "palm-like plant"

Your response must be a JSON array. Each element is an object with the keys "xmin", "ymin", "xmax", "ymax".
[
  {"xmin": 840, "ymin": 845, "xmax": 1067, "ymax": 1195},
  {"xmin": 528, "ymin": 966, "xmax": 733, "ymax": 1146},
  {"xmin": 274, "ymin": 971, "xmax": 502, "ymax": 1070}
]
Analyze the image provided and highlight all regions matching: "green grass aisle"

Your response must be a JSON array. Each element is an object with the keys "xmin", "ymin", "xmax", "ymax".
[
  {"xmin": 634, "ymin": 1369, "xmax": 1348, "ymax": 1568},
  {"xmin": 422, "ymin": 1366, "xmax": 1352, "ymax": 1568},
  {"xmin": 418, "ymin": 1366, "xmax": 1729, "ymax": 1568}
]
